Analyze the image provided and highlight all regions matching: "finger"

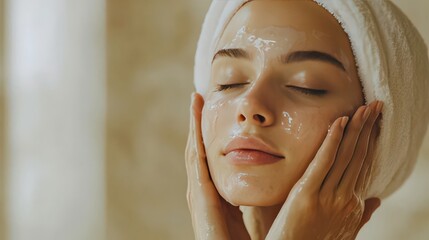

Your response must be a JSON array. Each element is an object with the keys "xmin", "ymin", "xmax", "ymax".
[
  {"xmin": 192, "ymin": 93, "xmax": 209, "ymax": 181},
  {"xmin": 322, "ymin": 104, "xmax": 371, "ymax": 192},
  {"xmin": 298, "ymin": 116, "xmax": 349, "ymax": 193},
  {"xmin": 185, "ymin": 93, "xmax": 209, "ymax": 183},
  {"xmin": 339, "ymin": 101, "xmax": 383, "ymax": 194},
  {"xmin": 185, "ymin": 94, "xmax": 241, "ymax": 239},
  {"xmin": 185, "ymin": 93, "xmax": 197, "ymax": 176},
  {"xmin": 356, "ymin": 108, "xmax": 383, "ymax": 194}
]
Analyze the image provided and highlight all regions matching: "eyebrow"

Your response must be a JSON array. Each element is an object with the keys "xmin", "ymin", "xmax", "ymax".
[
  {"xmin": 212, "ymin": 48, "xmax": 345, "ymax": 71},
  {"xmin": 212, "ymin": 48, "xmax": 251, "ymax": 63},
  {"xmin": 281, "ymin": 50, "xmax": 346, "ymax": 71}
]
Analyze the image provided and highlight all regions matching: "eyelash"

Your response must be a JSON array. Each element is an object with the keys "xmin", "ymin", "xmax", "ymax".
[
  {"xmin": 215, "ymin": 84, "xmax": 327, "ymax": 96},
  {"xmin": 215, "ymin": 83, "xmax": 247, "ymax": 92},
  {"xmin": 287, "ymin": 86, "xmax": 327, "ymax": 96}
]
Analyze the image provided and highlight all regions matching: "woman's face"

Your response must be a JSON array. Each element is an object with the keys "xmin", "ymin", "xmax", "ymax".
[{"xmin": 201, "ymin": 0, "xmax": 364, "ymax": 207}]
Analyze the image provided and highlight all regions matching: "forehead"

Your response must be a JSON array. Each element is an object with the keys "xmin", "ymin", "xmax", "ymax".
[{"xmin": 217, "ymin": 1, "xmax": 354, "ymax": 66}]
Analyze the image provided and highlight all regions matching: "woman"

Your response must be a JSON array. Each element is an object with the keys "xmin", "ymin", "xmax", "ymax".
[{"xmin": 186, "ymin": 0, "xmax": 429, "ymax": 239}]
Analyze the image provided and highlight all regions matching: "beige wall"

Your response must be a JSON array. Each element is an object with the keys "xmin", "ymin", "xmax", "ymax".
[
  {"xmin": 106, "ymin": 0, "xmax": 208, "ymax": 239},
  {"xmin": 107, "ymin": 0, "xmax": 429, "ymax": 239},
  {"xmin": 0, "ymin": 0, "xmax": 6, "ymax": 238}
]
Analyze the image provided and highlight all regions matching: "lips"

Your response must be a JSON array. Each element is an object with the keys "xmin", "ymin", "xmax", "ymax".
[{"xmin": 223, "ymin": 136, "xmax": 284, "ymax": 165}]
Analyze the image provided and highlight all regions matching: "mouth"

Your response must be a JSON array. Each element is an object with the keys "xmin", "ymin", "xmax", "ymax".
[{"xmin": 223, "ymin": 136, "xmax": 284, "ymax": 165}]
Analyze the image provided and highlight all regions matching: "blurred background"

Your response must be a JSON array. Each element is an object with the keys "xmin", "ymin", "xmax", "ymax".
[{"xmin": 0, "ymin": 0, "xmax": 428, "ymax": 239}]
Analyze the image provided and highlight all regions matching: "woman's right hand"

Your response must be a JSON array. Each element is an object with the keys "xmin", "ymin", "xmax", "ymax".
[
  {"xmin": 265, "ymin": 101, "xmax": 383, "ymax": 240},
  {"xmin": 185, "ymin": 93, "xmax": 250, "ymax": 240}
]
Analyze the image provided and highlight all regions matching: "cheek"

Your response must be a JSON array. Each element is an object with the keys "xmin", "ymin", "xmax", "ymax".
[
  {"xmin": 280, "ymin": 109, "xmax": 331, "ymax": 143},
  {"xmin": 282, "ymin": 108, "xmax": 344, "ymax": 162},
  {"xmin": 298, "ymin": 117, "xmax": 329, "ymax": 161},
  {"xmin": 201, "ymin": 97, "xmax": 232, "ymax": 150},
  {"xmin": 280, "ymin": 110, "xmax": 321, "ymax": 141},
  {"xmin": 201, "ymin": 108, "xmax": 214, "ymax": 148},
  {"xmin": 298, "ymin": 113, "xmax": 331, "ymax": 142}
]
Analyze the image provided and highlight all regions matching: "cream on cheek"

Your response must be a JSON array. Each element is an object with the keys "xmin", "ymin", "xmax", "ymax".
[
  {"xmin": 281, "ymin": 111, "xmax": 304, "ymax": 140},
  {"xmin": 201, "ymin": 93, "xmax": 247, "ymax": 150},
  {"xmin": 281, "ymin": 106, "xmax": 350, "ymax": 143},
  {"xmin": 201, "ymin": 96, "xmax": 225, "ymax": 148}
]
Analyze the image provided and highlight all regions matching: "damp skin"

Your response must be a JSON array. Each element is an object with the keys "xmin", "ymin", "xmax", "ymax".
[
  {"xmin": 201, "ymin": 0, "xmax": 364, "ymax": 210},
  {"xmin": 222, "ymin": 26, "xmax": 307, "ymax": 71}
]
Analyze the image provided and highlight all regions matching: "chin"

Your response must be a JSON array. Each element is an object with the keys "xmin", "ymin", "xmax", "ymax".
[{"xmin": 216, "ymin": 183, "xmax": 289, "ymax": 207}]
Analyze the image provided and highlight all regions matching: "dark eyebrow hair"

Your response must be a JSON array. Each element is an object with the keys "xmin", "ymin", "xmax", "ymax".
[
  {"xmin": 281, "ymin": 51, "xmax": 346, "ymax": 71},
  {"xmin": 212, "ymin": 48, "xmax": 251, "ymax": 63}
]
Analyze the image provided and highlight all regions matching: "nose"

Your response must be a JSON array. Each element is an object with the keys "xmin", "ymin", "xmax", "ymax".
[{"xmin": 237, "ymin": 86, "xmax": 275, "ymax": 127}]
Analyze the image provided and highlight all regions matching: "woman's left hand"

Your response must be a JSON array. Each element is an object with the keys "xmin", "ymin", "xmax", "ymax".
[{"xmin": 266, "ymin": 101, "xmax": 383, "ymax": 240}]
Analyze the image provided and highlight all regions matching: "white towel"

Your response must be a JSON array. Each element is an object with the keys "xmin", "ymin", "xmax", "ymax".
[{"xmin": 194, "ymin": 0, "xmax": 429, "ymax": 199}]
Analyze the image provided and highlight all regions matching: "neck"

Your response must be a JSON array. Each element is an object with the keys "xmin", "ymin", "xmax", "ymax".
[{"xmin": 240, "ymin": 204, "xmax": 283, "ymax": 240}]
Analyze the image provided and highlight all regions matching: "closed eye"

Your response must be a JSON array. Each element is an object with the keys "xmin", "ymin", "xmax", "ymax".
[
  {"xmin": 216, "ymin": 83, "xmax": 248, "ymax": 92},
  {"xmin": 287, "ymin": 85, "xmax": 327, "ymax": 96}
]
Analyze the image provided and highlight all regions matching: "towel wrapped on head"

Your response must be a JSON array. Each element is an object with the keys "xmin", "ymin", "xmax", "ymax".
[{"xmin": 194, "ymin": 0, "xmax": 429, "ymax": 199}]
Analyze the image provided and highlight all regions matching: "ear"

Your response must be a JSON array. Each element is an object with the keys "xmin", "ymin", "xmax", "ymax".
[{"xmin": 357, "ymin": 197, "xmax": 381, "ymax": 231}]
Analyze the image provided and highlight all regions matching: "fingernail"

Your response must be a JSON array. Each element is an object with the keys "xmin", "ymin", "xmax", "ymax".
[
  {"xmin": 376, "ymin": 101, "xmax": 384, "ymax": 113},
  {"xmin": 363, "ymin": 106, "xmax": 372, "ymax": 120},
  {"xmin": 190, "ymin": 92, "xmax": 196, "ymax": 113},
  {"xmin": 341, "ymin": 116, "xmax": 349, "ymax": 128}
]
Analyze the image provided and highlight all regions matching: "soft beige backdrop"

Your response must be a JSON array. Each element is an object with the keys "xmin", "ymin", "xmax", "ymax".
[
  {"xmin": 0, "ymin": 0, "xmax": 5, "ymax": 238},
  {"xmin": 106, "ymin": 0, "xmax": 429, "ymax": 239}
]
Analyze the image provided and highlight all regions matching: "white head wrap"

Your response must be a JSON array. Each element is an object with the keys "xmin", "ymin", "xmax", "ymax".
[{"xmin": 194, "ymin": 0, "xmax": 429, "ymax": 198}]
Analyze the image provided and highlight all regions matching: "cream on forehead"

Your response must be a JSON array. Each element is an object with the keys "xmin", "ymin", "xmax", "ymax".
[{"xmin": 219, "ymin": 26, "xmax": 307, "ymax": 66}]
